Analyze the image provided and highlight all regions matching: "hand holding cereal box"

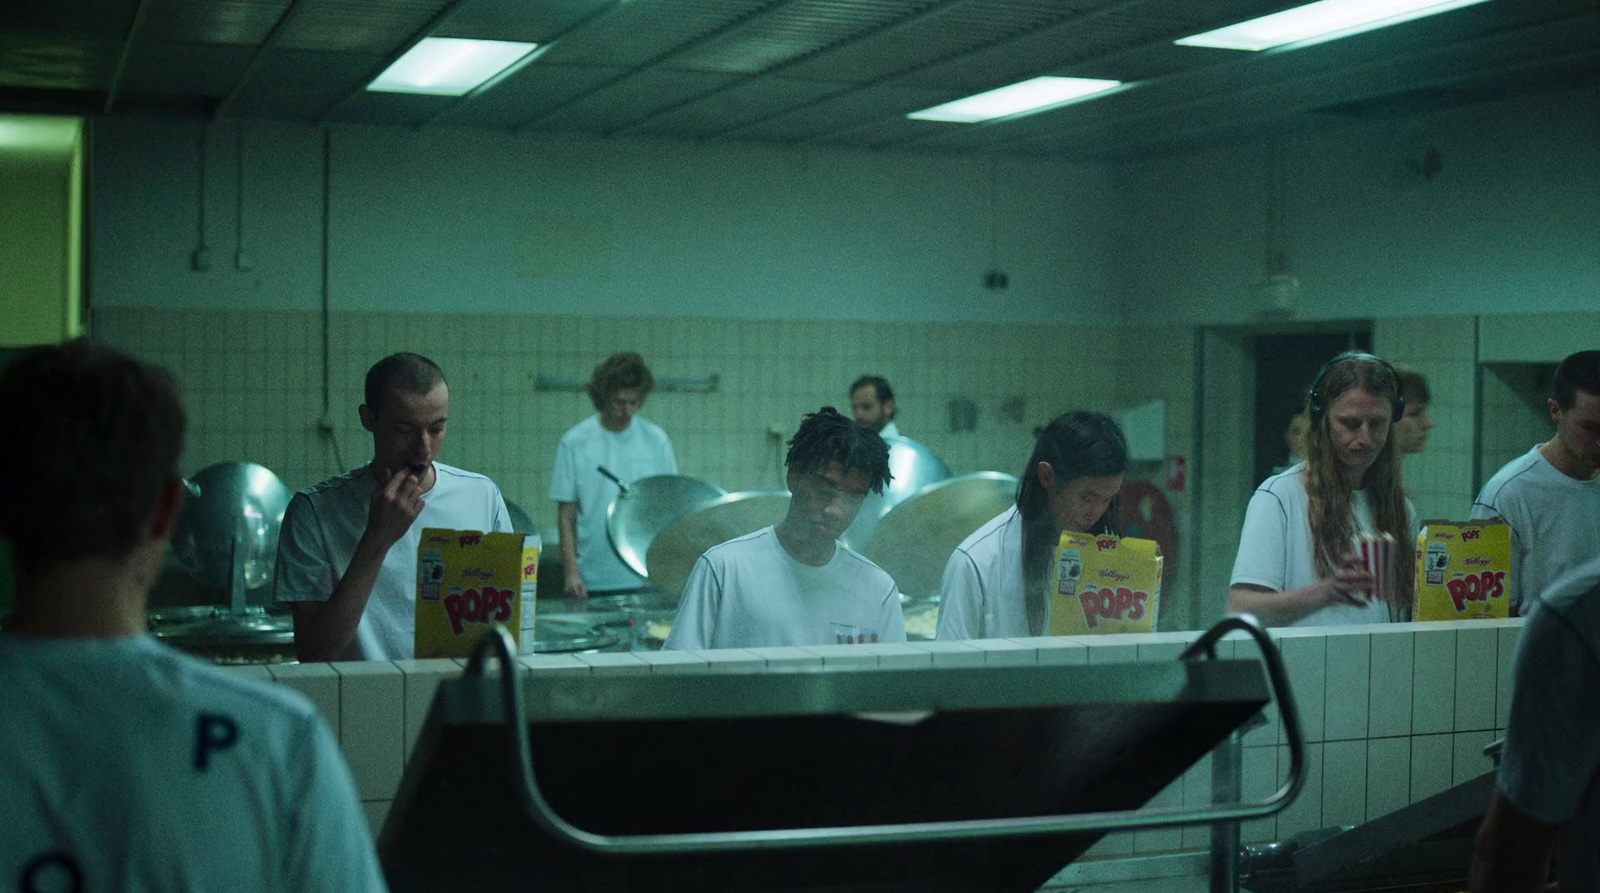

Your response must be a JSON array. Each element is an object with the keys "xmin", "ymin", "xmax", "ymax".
[
  {"xmin": 1050, "ymin": 531, "xmax": 1163, "ymax": 635},
  {"xmin": 415, "ymin": 528, "xmax": 540, "ymax": 658},
  {"xmin": 1412, "ymin": 519, "xmax": 1511, "ymax": 621}
]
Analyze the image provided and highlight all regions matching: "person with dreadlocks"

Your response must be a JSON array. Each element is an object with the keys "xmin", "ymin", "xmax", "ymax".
[
  {"xmin": 663, "ymin": 407, "xmax": 904, "ymax": 650},
  {"xmin": 1229, "ymin": 352, "xmax": 1416, "ymax": 627},
  {"xmin": 935, "ymin": 411, "xmax": 1128, "ymax": 640}
]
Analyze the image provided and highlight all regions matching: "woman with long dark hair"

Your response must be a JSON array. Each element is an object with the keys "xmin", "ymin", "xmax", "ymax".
[
  {"xmin": 1229, "ymin": 352, "xmax": 1416, "ymax": 626},
  {"xmin": 936, "ymin": 411, "xmax": 1129, "ymax": 639}
]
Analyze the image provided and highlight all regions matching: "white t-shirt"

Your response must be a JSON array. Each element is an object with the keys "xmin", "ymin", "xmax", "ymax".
[
  {"xmin": 663, "ymin": 526, "xmax": 905, "ymax": 650},
  {"xmin": 1230, "ymin": 464, "xmax": 1414, "ymax": 627},
  {"xmin": 1472, "ymin": 445, "xmax": 1600, "ymax": 615},
  {"xmin": 936, "ymin": 507, "xmax": 1036, "ymax": 640},
  {"xmin": 549, "ymin": 415, "xmax": 677, "ymax": 592},
  {"xmin": 274, "ymin": 461, "xmax": 511, "ymax": 660},
  {"xmin": 1498, "ymin": 556, "xmax": 1600, "ymax": 889},
  {"xmin": 880, "ymin": 420, "xmax": 901, "ymax": 439},
  {"xmin": 0, "ymin": 634, "xmax": 385, "ymax": 892}
]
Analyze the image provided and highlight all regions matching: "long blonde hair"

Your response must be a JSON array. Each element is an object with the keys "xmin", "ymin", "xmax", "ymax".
[{"xmin": 1303, "ymin": 354, "xmax": 1414, "ymax": 620}]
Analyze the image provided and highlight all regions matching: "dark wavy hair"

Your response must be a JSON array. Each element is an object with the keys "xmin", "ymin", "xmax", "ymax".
[
  {"xmin": 0, "ymin": 340, "xmax": 186, "ymax": 575},
  {"xmin": 785, "ymin": 407, "xmax": 892, "ymax": 495},
  {"xmin": 1017, "ymin": 411, "xmax": 1129, "ymax": 635},
  {"xmin": 587, "ymin": 352, "xmax": 654, "ymax": 411}
]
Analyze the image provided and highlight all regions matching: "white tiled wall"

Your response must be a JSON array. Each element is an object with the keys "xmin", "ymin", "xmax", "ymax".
[
  {"xmin": 1374, "ymin": 316, "xmax": 1478, "ymax": 524},
  {"xmin": 93, "ymin": 307, "xmax": 1121, "ymax": 531},
  {"xmin": 274, "ymin": 621, "xmax": 1519, "ymax": 850},
  {"xmin": 1480, "ymin": 364, "xmax": 1552, "ymax": 492}
]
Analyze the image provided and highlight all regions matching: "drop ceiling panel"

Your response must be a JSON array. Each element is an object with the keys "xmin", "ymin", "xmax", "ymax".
[
  {"xmin": 436, "ymin": 0, "xmax": 617, "ymax": 44},
  {"xmin": 223, "ymin": 50, "xmax": 391, "ymax": 121},
  {"xmin": 118, "ymin": 41, "xmax": 252, "ymax": 100},
  {"xmin": 326, "ymin": 87, "xmax": 458, "ymax": 127},
  {"xmin": 724, "ymin": 83, "xmax": 951, "ymax": 141},
  {"xmin": 140, "ymin": 0, "xmax": 287, "ymax": 47},
  {"xmin": 0, "ymin": 33, "xmax": 118, "ymax": 91},
  {"xmin": 438, "ymin": 63, "xmax": 638, "ymax": 130},
  {"xmin": 525, "ymin": 68, "xmax": 747, "ymax": 134},
  {"xmin": 536, "ymin": 0, "xmax": 777, "ymax": 68},
  {"xmin": 667, "ymin": 0, "xmax": 929, "ymax": 75},
  {"xmin": 623, "ymin": 76, "xmax": 853, "ymax": 138},
  {"xmin": 277, "ymin": 0, "xmax": 456, "ymax": 53}
]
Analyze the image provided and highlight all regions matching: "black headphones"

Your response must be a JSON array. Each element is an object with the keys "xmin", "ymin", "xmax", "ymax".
[{"xmin": 1306, "ymin": 351, "xmax": 1405, "ymax": 426}]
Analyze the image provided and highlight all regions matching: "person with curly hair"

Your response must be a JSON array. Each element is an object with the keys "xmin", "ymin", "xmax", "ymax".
[
  {"xmin": 550, "ymin": 352, "xmax": 678, "ymax": 598},
  {"xmin": 664, "ymin": 408, "xmax": 902, "ymax": 650}
]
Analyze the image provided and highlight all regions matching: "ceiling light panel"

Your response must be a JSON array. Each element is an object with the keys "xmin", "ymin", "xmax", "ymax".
[
  {"xmin": 367, "ymin": 37, "xmax": 539, "ymax": 95},
  {"xmin": 1174, "ymin": 0, "xmax": 1494, "ymax": 52},
  {"xmin": 908, "ymin": 75, "xmax": 1123, "ymax": 122}
]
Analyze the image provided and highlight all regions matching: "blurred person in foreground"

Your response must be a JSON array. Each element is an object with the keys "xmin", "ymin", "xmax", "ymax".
[{"xmin": 0, "ymin": 340, "xmax": 385, "ymax": 891}]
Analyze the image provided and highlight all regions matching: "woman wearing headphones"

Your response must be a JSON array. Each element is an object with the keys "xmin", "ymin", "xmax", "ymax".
[
  {"xmin": 1229, "ymin": 352, "xmax": 1416, "ymax": 627},
  {"xmin": 936, "ymin": 411, "xmax": 1129, "ymax": 639}
]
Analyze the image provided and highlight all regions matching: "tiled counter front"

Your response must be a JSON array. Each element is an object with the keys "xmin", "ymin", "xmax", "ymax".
[{"xmin": 225, "ymin": 619, "xmax": 1522, "ymax": 856}]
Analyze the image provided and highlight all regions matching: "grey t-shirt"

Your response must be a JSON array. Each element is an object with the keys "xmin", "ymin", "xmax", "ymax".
[
  {"xmin": 1472, "ymin": 445, "xmax": 1600, "ymax": 614},
  {"xmin": 1499, "ymin": 556, "xmax": 1600, "ymax": 888}
]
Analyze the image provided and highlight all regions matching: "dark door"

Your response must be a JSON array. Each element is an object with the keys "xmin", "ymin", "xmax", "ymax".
[{"xmin": 1253, "ymin": 331, "xmax": 1372, "ymax": 486}]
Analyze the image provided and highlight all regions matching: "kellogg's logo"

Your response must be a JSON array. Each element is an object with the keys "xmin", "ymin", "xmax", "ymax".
[
  {"xmin": 1079, "ymin": 586, "xmax": 1150, "ymax": 629},
  {"xmin": 443, "ymin": 586, "xmax": 515, "ymax": 635}
]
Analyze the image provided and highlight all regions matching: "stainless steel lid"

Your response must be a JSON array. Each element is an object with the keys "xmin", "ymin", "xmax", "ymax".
[
  {"xmin": 606, "ymin": 474, "xmax": 727, "ymax": 579},
  {"xmin": 866, "ymin": 471, "xmax": 1019, "ymax": 599},
  {"xmin": 170, "ymin": 461, "xmax": 292, "ymax": 606},
  {"xmin": 645, "ymin": 490, "xmax": 792, "ymax": 596},
  {"xmin": 841, "ymin": 434, "xmax": 951, "ymax": 551}
]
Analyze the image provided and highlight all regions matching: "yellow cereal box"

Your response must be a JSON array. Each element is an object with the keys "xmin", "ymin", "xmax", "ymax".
[
  {"xmin": 1413, "ymin": 519, "xmax": 1512, "ymax": 621},
  {"xmin": 415, "ymin": 528, "xmax": 540, "ymax": 659},
  {"xmin": 1050, "ymin": 531, "xmax": 1163, "ymax": 635}
]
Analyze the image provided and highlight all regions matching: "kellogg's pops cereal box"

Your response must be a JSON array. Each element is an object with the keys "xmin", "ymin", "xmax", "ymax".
[
  {"xmin": 1050, "ymin": 531, "xmax": 1163, "ymax": 635},
  {"xmin": 415, "ymin": 528, "xmax": 540, "ymax": 659},
  {"xmin": 1412, "ymin": 519, "xmax": 1512, "ymax": 621}
]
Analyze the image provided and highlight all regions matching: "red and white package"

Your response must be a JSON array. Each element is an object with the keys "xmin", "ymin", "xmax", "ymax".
[{"xmin": 1354, "ymin": 531, "xmax": 1396, "ymax": 605}]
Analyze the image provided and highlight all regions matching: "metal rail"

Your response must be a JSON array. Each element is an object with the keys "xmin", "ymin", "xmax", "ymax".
[{"xmin": 464, "ymin": 612, "xmax": 1305, "ymax": 856}]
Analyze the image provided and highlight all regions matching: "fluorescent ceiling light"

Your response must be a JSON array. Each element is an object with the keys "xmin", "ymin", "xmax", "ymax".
[
  {"xmin": 1175, "ymin": 0, "xmax": 1492, "ymax": 51},
  {"xmin": 908, "ymin": 76, "xmax": 1123, "ymax": 123},
  {"xmin": 368, "ymin": 37, "xmax": 539, "ymax": 96}
]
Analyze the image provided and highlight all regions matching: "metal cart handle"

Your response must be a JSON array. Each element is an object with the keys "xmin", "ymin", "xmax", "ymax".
[{"xmin": 465, "ymin": 613, "xmax": 1306, "ymax": 856}]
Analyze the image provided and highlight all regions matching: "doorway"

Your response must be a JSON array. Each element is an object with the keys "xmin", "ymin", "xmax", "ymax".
[{"xmin": 1252, "ymin": 331, "xmax": 1371, "ymax": 486}]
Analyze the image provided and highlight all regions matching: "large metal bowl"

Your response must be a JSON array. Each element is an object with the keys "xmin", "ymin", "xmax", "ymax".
[
  {"xmin": 865, "ymin": 471, "xmax": 1019, "ymax": 599},
  {"xmin": 606, "ymin": 474, "xmax": 727, "ymax": 579},
  {"xmin": 171, "ymin": 462, "xmax": 292, "ymax": 606},
  {"xmin": 645, "ymin": 490, "xmax": 792, "ymax": 597},
  {"xmin": 841, "ymin": 434, "xmax": 951, "ymax": 551}
]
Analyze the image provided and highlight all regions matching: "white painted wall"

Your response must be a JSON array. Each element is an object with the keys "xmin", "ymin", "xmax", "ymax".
[
  {"xmin": 91, "ymin": 117, "xmax": 1118, "ymax": 324},
  {"xmin": 1114, "ymin": 85, "xmax": 1600, "ymax": 324}
]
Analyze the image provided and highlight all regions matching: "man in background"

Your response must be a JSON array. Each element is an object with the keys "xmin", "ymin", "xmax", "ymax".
[
  {"xmin": 665, "ymin": 408, "xmax": 904, "ymax": 650},
  {"xmin": 276, "ymin": 352, "xmax": 512, "ymax": 660},
  {"xmin": 551, "ymin": 352, "xmax": 677, "ymax": 598},
  {"xmin": 1392, "ymin": 367, "xmax": 1436, "ymax": 456},
  {"xmin": 1472, "ymin": 350, "xmax": 1600, "ymax": 615},
  {"xmin": 850, "ymin": 374, "xmax": 900, "ymax": 438},
  {"xmin": 0, "ymin": 340, "xmax": 384, "ymax": 891}
]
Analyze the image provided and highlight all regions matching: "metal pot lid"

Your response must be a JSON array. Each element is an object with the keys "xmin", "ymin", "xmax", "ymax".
[
  {"xmin": 606, "ymin": 475, "xmax": 727, "ymax": 579},
  {"xmin": 532, "ymin": 617, "xmax": 620, "ymax": 653},
  {"xmin": 841, "ymin": 435, "xmax": 951, "ymax": 551},
  {"xmin": 645, "ymin": 490, "xmax": 791, "ymax": 597},
  {"xmin": 866, "ymin": 471, "xmax": 1019, "ymax": 599},
  {"xmin": 153, "ymin": 611, "xmax": 296, "ymax": 645},
  {"xmin": 171, "ymin": 461, "xmax": 292, "ymax": 602}
]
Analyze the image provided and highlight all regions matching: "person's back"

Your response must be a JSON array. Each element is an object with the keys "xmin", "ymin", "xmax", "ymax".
[
  {"xmin": 0, "ymin": 340, "xmax": 385, "ymax": 891},
  {"xmin": 0, "ymin": 636, "xmax": 383, "ymax": 890}
]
